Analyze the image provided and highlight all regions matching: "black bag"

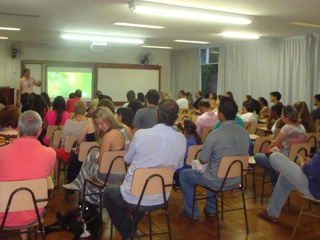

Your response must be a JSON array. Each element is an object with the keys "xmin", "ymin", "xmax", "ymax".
[{"xmin": 67, "ymin": 143, "xmax": 83, "ymax": 183}]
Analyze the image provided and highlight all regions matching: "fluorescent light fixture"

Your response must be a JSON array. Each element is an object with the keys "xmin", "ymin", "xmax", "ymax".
[
  {"xmin": 221, "ymin": 32, "xmax": 259, "ymax": 39},
  {"xmin": 0, "ymin": 37, "xmax": 8, "ymax": 39},
  {"xmin": 290, "ymin": 22, "xmax": 320, "ymax": 28},
  {"xmin": 129, "ymin": 0, "xmax": 252, "ymax": 25},
  {"xmin": 60, "ymin": 33, "xmax": 144, "ymax": 44},
  {"xmin": 113, "ymin": 22, "xmax": 164, "ymax": 29},
  {"xmin": 174, "ymin": 40, "xmax": 210, "ymax": 44},
  {"xmin": 0, "ymin": 27, "xmax": 21, "ymax": 31},
  {"xmin": 142, "ymin": 45, "xmax": 172, "ymax": 49}
]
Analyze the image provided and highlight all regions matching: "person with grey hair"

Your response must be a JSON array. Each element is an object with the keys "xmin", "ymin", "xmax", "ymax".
[{"xmin": 0, "ymin": 110, "xmax": 56, "ymax": 240}]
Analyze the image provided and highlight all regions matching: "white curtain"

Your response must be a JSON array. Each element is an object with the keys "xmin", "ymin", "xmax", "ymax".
[
  {"xmin": 171, "ymin": 49, "xmax": 200, "ymax": 100},
  {"xmin": 218, "ymin": 34, "xmax": 320, "ymax": 110}
]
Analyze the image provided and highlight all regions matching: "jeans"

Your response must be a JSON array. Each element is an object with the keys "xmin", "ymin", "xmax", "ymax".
[
  {"xmin": 104, "ymin": 185, "xmax": 163, "ymax": 240},
  {"xmin": 179, "ymin": 169, "xmax": 216, "ymax": 218},
  {"xmin": 267, "ymin": 153, "xmax": 313, "ymax": 218},
  {"xmin": 254, "ymin": 153, "xmax": 278, "ymax": 188}
]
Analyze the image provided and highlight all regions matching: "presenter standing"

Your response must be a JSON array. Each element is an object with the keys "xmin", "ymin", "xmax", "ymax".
[{"xmin": 16, "ymin": 69, "xmax": 42, "ymax": 106}]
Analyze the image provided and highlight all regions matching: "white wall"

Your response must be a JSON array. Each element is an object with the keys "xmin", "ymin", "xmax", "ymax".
[{"xmin": 0, "ymin": 42, "xmax": 171, "ymax": 101}]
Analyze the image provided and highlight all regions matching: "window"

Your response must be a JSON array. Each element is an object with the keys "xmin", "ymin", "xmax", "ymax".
[{"xmin": 200, "ymin": 47, "xmax": 219, "ymax": 98}]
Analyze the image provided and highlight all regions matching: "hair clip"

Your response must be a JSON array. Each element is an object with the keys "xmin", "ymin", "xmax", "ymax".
[{"xmin": 179, "ymin": 121, "xmax": 185, "ymax": 129}]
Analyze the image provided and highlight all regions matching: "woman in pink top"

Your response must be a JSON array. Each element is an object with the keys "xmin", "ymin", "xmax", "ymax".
[{"xmin": 42, "ymin": 96, "xmax": 69, "ymax": 145}]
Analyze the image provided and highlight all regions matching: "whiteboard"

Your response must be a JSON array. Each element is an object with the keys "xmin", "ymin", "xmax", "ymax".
[{"xmin": 97, "ymin": 68, "xmax": 160, "ymax": 102}]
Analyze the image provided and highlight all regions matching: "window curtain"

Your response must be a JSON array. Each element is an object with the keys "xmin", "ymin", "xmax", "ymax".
[
  {"xmin": 218, "ymin": 34, "xmax": 320, "ymax": 110},
  {"xmin": 171, "ymin": 49, "xmax": 200, "ymax": 100}
]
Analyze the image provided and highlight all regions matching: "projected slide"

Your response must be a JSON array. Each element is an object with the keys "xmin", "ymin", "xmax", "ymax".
[{"xmin": 46, "ymin": 66, "xmax": 93, "ymax": 101}]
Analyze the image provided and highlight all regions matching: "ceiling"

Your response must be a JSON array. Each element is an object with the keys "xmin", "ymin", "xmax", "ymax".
[{"xmin": 1, "ymin": 0, "xmax": 320, "ymax": 51}]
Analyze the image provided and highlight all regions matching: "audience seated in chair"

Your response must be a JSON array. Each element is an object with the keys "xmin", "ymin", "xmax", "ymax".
[
  {"xmin": 311, "ymin": 94, "xmax": 320, "ymax": 122},
  {"xmin": 294, "ymin": 101, "xmax": 316, "ymax": 133},
  {"xmin": 174, "ymin": 120, "xmax": 202, "ymax": 188},
  {"xmin": 103, "ymin": 99, "xmax": 186, "ymax": 240},
  {"xmin": 195, "ymin": 99, "xmax": 218, "ymax": 137},
  {"xmin": 56, "ymin": 101, "xmax": 88, "ymax": 163},
  {"xmin": 179, "ymin": 97, "xmax": 251, "ymax": 220},
  {"xmin": 0, "ymin": 110, "xmax": 56, "ymax": 240},
  {"xmin": 116, "ymin": 107, "xmax": 134, "ymax": 133},
  {"xmin": 65, "ymin": 89, "xmax": 87, "ymax": 113},
  {"xmin": 257, "ymin": 147, "xmax": 320, "ymax": 223},
  {"xmin": 254, "ymin": 105, "xmax": 307, "ymax": 190},
  {"xmin": 266, "ymin": 104, "xmax": 285, "ymax": 134},
  {"xmin": 241, "ymin": 99, "xmax": 258, "ymax": 122},
  {"xmin": 42, "ymin": 96, "xmax": 69, "ymax": 146},
  {"xmin": 0, "ymin": 105, "xmax": 20, "ymax": 137},
  {"xmin": 258, "ymin": 97, "xmax": 270, "ymax": 119},
  {"xmin": 63, "ymin": 106, "xmax": 132, "ymax": 204},
  {"xmin": 132, "ymin": 89, "xmax": 159, "ymax": 133},
  {"xmin": 176, "ymin": 90, "xmax": 189, "ymax": 109}
]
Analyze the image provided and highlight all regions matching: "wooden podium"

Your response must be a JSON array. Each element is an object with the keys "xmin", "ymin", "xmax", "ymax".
[{"xmin": 0, "ymin": 88, "xmax": 14, "ymax": 105}]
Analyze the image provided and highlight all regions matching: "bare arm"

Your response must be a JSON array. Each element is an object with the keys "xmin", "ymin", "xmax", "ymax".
[
  {"xmin": 269, "ymin": 131, "xmax": 285, "ymax": 148},
  {"xmin": 77, "ymin": 118, "xmax": 93, "ymax": 144},
  {"xmin": 34, "ymin": 78, "xmax": 42, "ymax": 87},
  {"xmin": 296, "ymin": 154, "xmax": 310, "ymax": 169},
  {"xmin": 97, "ymin": 131, "xmax": 113, "ymax": 165},
  {"xmin": 266, "ymin": 114, "xmax": 275, "ymax": 130},
  {"xmin": 42, "ymin": 120, "xmax": 48, "ymax": 130}
]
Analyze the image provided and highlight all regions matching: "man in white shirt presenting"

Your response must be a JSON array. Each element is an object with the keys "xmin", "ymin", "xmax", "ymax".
[{"xmin": 16, "ymin": 69, "xmax": 42, "ymax": 106}]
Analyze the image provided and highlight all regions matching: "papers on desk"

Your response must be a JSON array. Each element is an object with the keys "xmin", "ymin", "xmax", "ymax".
[{"xmin": 250, "ymin": 134, "xmax": 259, "ymax": 140}]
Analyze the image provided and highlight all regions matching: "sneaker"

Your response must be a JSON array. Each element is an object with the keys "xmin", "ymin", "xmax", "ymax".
[
  {"xmin": 179, "ymin": 209, "xmax": 199, "ymax": 221},
  {"xmin": 203, "ymin": 208, "xmax": 216, "ymax": 218},
  {"xmin": 62, "ymin": 182, "xmax": 79, "ymax": 191},
  {"xmin": 256, "ymin": 210, "xmax": 278, "ymax": 223}
]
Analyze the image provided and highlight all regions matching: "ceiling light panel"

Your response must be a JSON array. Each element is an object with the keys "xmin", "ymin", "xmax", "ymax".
[
  {"xmin": 221, "ymin": 32, "xmax": 259, "ymax": 39},
  {"xmin": 129, "ymin": 0, "xmax": 252, "ymax": 25},
  {"xmin": 0, "ymin": 37, "xmax": 8, "ymax": 39},
  {"xmin": 60, "ymin": 33, "xmax": 144, "ymax": 44},
  {"xmin": 0, "ymin": 27, "xmax": 21, "ymax": 31},
  {"xmin": 174, "ymin": 40, "xmax": 210, "ymax": 44},
  {"xmin": 290, "ymin": 22, "xmax": 320, "ymax": 28},
  {"xmin": 142, "ymin": 45, "xmax": 172, "ymax": 49},
  {"xmin": 113, "ymin": 22, "xmax": 165, "ymax": 29}
]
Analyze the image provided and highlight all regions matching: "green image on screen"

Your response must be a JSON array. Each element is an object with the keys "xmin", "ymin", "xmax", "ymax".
[{"xmin": 47, "ymin": 71, "xmax": 92, "ymax": 100}]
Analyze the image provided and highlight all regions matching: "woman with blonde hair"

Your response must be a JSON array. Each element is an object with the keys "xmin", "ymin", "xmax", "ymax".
[
  {"xmin": 294, "ymin": 101, "xmax": 316, "ymax": 133},
  {"xmin": 63, "ymin": 106, "xmax": 132, "ymax": 203}
]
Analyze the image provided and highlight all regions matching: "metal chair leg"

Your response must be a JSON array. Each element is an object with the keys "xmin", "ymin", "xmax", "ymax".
[
  {"xmin": 242, "ymin": 189, "xmax": 249, "ymax": 233},
  {"xmin": 215, "ymin": 196, "xmax": 220, "ymax": 239},
  {"xmin": 221, "ymin": 192, "xmax": 224, "ymax": 221},
  {"xmin": 261, "ymin": 170, "xmax": 267, "ymax": 205},
  {"xmin": 191, "ymin": 186, "xmax": 197, "ymax": 224},
  {"xmin": 148, "ymin": 212, "xmax": 152, "ymax": 239},
  {"xmin": 292, "ymin": 199, "xmax": 306, "ymax": 238}
]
